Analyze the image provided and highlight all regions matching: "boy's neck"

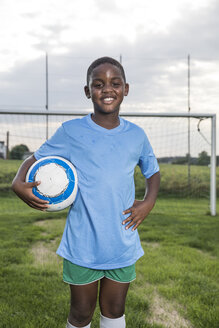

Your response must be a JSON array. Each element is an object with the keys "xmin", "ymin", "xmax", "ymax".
[{"xmin": 91, "ymin": 112, "xmax": 120, "ymax": 130}]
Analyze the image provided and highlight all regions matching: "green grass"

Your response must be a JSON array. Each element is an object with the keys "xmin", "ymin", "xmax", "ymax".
[
  {"xmin": 0, "ymin": 159, "xmax": 22, "ymax": 192},
  {"xmin": 0, "ymin": 195, "xmax": 218, "ymax": 328},
  {"xmin": 0, "ymin": 160, "xmax": 219, "ymax": 327},
  {"xmin": 135, "ymin": 163, "xmax": 219, "ymax": 198},
  {"xmin": 1, "ymin": 159, "xmax": 219, "ymax": 198}
]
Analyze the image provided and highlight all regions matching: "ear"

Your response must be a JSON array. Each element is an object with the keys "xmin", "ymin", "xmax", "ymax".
[
  {"xmin": 84, "ymin": 86, "xmax": 91, "ymax": 99},
  {"xmin": 124, "ymin": 83, "xmax": 129, "ymax": 96}
]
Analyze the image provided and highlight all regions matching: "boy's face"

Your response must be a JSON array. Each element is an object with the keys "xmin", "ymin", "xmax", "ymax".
[{"xmin": 84, "ymin": 63, "xmax": 129, "ymax": 115}]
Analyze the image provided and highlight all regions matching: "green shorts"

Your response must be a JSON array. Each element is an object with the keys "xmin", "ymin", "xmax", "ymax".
[{"xmin": 63, "ymin": 259, "xmax": 136, "ymax": 285}]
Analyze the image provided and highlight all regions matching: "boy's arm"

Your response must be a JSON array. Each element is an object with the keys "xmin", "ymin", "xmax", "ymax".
[
  {"xmin": 122, "ymin": 171, "xmax": 160, "ymax": 231},
  {"xmin": 12, "ymin": 155, "xmax": 49, "ymax": 211}
]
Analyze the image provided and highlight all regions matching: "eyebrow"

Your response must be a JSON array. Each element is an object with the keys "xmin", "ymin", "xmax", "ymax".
[{"xmin": 92, "ymin": 77, "xmax": 123, "ymax": 82}]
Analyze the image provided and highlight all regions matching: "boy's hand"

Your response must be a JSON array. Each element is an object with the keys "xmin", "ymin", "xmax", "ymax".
[
  {"xmin": 12, "ymin": 155, "xmax": 49, "ymax": 211},
  {"xmin": 123, "ymin": 172, "xmax": 160, "ymax": 231},
  {"xmin": 122, "ymin": 199, "xmax": 154, "ymax": 231},
  {"xmin": 12, "ymin": 180, "xmax": 49, "ymax": 211}
]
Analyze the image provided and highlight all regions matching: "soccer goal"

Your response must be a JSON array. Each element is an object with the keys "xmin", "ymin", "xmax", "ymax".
[{"xmin": 0, "ymin": 110, "xmax": 217, "ymax": 216}]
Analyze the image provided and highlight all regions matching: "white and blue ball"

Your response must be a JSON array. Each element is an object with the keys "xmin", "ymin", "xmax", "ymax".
[{"xmin": 26, "ymin": 156, "xmax": 78, "ymax": 212}]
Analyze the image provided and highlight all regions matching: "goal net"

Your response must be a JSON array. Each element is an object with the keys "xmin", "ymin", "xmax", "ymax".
[{"xmin": 0, "ymin": 110, "xmax": 216, "ymax": 215}]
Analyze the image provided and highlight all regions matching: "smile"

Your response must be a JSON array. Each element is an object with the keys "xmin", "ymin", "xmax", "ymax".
[{"xmin": 102, "ymin": 97, "xmax": 115, "ymax": 104}]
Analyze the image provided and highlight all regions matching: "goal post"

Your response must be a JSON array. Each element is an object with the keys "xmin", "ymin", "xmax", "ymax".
[
  {"xmin": 121, "ymin": 112, "xmax": 217, "ymax": 216},
  {"xmin": 0, "ymin": 110, "xmax": 217, "ymax": 216},
  {"xmin": 211, "ymin": 114, "xmax": 217, "ymax": 216}
]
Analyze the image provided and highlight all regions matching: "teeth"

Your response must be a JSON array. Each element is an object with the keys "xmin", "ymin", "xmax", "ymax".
[{"xmin": 104, "ymin": 98, "xmax": 114, "ymax": 101}]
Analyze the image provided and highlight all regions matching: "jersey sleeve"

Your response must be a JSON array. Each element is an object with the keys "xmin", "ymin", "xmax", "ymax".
[
  {"xmin": 34, "ymin": 125, "xmax": 70, "ymax": 161},
  {"xmin": 138, "ymin": 132, "xmax": 159, "ymax": 179}
]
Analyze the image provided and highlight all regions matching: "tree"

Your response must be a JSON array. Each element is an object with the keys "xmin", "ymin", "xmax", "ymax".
[
  {"xmin": 197, "ymin": 151, "xmax": 210, "ymax": 166},
  {"xmin": 10, "ymin": 144, "xmax": 29, "ymax": 160}
]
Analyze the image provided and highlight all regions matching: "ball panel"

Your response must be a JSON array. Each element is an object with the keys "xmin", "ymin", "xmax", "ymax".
[
  {"xmin": 35, "ymin": 163, "xmax": 69, "ymax": 197},
  {"xmin": 26, "ymin": 156, "xmax": 78, "ymax": 211}
]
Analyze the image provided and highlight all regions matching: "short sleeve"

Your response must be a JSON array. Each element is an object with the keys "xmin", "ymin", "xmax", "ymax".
[
  {"xmin": 34, "ymin": 125, "xmax": 70, "ymax": 161},
  {"xmin": 138, "ymin": 133, "xmax": 159, "ymax": 179}
]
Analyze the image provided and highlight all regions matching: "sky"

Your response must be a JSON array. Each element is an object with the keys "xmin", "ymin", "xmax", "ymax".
[{"xmin": 0, "ymin": 0, "xmax": 218, "ymax": 154}]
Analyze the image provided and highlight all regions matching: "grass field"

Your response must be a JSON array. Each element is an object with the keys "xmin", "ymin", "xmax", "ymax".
[
  {"xmin": 0, "ymin": 160, "xmax": 219, "ymax": 327},
  {"xmin": 1, "ymin": 159, "xmax": 219, "ymax": 197}
]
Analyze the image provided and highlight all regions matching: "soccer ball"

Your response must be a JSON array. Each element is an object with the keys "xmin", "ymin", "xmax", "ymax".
[{"xmin": 26, "ymin": 156, "xmax": 78, "ymax": 212}]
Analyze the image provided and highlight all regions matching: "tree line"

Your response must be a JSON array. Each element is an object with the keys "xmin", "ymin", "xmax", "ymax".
[
  {"xmin": 5, "ymin": 144, "xmax": 219, "ymax": 166},
  {"xmin": 159, "ymin": 151, "xmax": 219, "ymax": 166}
]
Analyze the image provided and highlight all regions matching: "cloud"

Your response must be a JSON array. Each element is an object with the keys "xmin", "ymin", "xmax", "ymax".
[
  {"xmin": 27, "ymin": 22, "xmax": 70, "ymax": 53},
  {"xmin": 0, "ymin": 1, "xmax": 218, "ymax": 155},
  {"xmin": 94, "ymin": 0, "xmax": 118, "ymax": 12},
  {"xmin": 141, "ymin": 0, "xmax": 219, "ymax": 58},
  {"xmin": 0, "ymin": 0, "xmax": 218, "ymax": 114},
  {"xmin": 21, "ymin": 12, "xmax": 41, "ymax": 19}
]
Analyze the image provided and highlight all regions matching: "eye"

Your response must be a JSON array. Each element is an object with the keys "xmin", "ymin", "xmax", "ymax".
[
  {"xmin": 93, "ymin": 83, "xmax": 103, "ymax": 88},
  {"xmin": 112, "ymin": 80, "xmax": 122, "ymax": 87},
  {"xmin": 112, "ymin": 83, "xmax": 121, "ymax": 87}
]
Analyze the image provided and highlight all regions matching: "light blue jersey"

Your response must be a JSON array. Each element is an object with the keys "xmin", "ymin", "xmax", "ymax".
[{"xmin": 34, "ymin": 114, "xmax": 159, "ymax": 269}]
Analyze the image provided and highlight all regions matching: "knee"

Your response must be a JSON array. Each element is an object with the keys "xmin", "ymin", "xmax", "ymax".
[
  {"xmin": 108, "ymin": 304, "xmax": 125, "ymax": 318},
  {"xmin": 69, "ymin": 301, "xmax": 96, "ymax": 325},
  {"xmin": 100, "ymin": 300, "xmax": 125, "ymax": 318}
]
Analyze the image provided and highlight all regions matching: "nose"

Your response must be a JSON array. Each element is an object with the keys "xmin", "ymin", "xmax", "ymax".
[{"xmin": 102, "ymin": 83, "xmax": 113, "ymax": 93}]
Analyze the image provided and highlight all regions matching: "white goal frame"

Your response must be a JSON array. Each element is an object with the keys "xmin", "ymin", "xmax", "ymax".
[{"xmin": 0, "ymin": 110, "xmax": 217, "ymax": 216}]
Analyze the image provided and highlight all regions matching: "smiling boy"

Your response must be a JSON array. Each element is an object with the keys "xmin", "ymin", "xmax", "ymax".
[{"xmin": 12, "ymin": 57, "xmax": 160, "ymax": 328}]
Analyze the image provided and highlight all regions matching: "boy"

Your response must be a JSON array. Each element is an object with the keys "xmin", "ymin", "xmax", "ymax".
[{"xmin": 12, "ymin": 57, "xmax": 160, "ymax": 328}]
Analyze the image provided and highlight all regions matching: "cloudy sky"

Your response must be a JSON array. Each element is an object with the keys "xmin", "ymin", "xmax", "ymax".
[{"xmin": 0, "ymin": 0, "xmax": 218, "ymax": 153}]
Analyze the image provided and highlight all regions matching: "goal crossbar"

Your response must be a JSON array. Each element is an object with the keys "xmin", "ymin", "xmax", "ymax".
[{"xmin": 0, "ymin": 109, "xmax": 215, "ymax": 118}]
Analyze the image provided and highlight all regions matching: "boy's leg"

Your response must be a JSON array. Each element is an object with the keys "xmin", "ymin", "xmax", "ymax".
[
  {"xmin": 68, "ymin": 281, "xmax": 98, "ymax": 327},
  {"xmin": 99, "ymin": 278, "xmax": 129, "ymax": 327}
]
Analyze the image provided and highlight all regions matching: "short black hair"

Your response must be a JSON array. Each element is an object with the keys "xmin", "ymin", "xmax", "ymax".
[{"xmin": 86, "ymin": 56, "xmax": 126, "ymax": 85}]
